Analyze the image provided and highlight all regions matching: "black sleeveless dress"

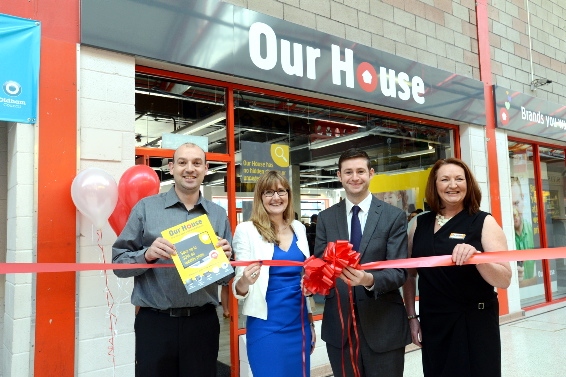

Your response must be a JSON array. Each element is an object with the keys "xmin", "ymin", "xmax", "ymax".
[{"xmin": 412, "ymin": 210, "xmax": 501, "ymax": 377}]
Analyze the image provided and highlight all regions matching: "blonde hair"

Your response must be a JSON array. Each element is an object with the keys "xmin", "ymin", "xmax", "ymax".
[{"xmin": 250, "ymin": 171, "xmax": 294, "ymax": 245}]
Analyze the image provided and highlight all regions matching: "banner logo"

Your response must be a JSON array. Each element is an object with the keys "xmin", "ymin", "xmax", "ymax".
[{"xmin": 3, "ymin": 81, "xmax": 22, "ymax": 96}]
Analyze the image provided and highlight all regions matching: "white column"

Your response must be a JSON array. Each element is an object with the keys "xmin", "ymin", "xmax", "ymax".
[{"xmin": 4, "ymin": 121, "xmax": 35, "ymax": 376}]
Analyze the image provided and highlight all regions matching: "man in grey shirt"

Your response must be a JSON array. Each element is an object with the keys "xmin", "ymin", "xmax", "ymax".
[{"xmin": 113, "ymin": 143, "xmax": 233, "ymax": 377}]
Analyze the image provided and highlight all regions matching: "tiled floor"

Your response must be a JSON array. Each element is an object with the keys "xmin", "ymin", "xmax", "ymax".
[
  {"xmin": 219, "ymin": 302, "xmax": 566, "ymax": 376},
  {"xmin": 404, "ymin": 302, "xmax": 566, "ymax": 377}
]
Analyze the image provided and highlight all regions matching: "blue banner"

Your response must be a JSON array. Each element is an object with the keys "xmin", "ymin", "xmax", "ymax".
[{"xmin": 0, "ymin": 14, "xmax": 40, "ymax": 124}]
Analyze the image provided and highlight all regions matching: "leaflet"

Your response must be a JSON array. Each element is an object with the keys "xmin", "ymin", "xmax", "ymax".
[{"xmin": 161, "ymin": 214, "xmax": 233, "ymax": 295}]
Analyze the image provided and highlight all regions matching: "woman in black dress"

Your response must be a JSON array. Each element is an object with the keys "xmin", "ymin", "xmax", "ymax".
[{"xmin": 402, "ymin": 158, "xmax": 511, "ymax": 377}]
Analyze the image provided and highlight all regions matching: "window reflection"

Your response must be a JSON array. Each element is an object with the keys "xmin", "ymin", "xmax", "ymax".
[{"xmin": 539, "ymin": 146, "xmax": 566, "ymax": 301}]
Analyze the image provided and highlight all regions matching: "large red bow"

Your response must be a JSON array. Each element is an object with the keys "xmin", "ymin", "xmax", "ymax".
[{"xmin": 303, "ymin": 240, "xmax": 360, "ymax": 295}]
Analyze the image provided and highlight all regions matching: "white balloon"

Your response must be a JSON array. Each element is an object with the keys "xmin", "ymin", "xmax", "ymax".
[{"xmin": 71, "ymin": 168, "xmax": 118, "ymax": 230}]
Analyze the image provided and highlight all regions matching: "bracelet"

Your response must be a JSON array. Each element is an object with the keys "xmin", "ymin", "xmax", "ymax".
[{"xmin": 407, "ymin": 315, "xmax": 419, "ymax": 320}]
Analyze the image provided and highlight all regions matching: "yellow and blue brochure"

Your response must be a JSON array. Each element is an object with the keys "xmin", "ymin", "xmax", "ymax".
[{"xmin": 161, "ymin": 214, "xmax": 233, "ymax": 295}]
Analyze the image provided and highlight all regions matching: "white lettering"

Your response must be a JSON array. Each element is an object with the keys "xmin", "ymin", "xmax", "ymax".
[
  {"xmin": 280, "ymin": 39, "xmax": 303, "ymax": 77},
  {"xmin": 397, "ymin": 72, "xmax": 411, "ymax": 101},
  {"xmin": 412, "ymin": 76, "xmax": 425, "ymax": 104},
  {"xmin": 331, "ymin": 45, "xmax": 354, "ymax": 88},
  {"xmin": 0, "ymin": 97, "xmax": 26, "ymax": 105},
  {"xmin": 249, "ymin": 22, "xmax": 277, "ymax": 70},
  {"xmin": 380, "ymin": 67, "xmax": 396, "ymax": 98},
  {"xmin": 306, "ymin": 46, "xmax": 320, "ymax": 80},
  {"xmin": 521, "ymin": 106, "xmax": 544, "ymax": 124}
]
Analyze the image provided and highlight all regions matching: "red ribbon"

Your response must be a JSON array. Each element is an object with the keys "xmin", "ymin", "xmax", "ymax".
[
  {"xmin": 303, "ymin": 241, "xmax": 361, "ymax": 295},
  {"xmin": 302, "ymin": 241, "xmax": 362, "ymax": 377},
  {"xmin": 1, "ymin": 246, "xmax": 565, "ymax": 275}
]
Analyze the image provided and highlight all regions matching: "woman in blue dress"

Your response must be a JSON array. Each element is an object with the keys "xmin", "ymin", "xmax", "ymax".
[{"xmin": 233, "ymin": 171, "xmax": 315, "ymax": 377}]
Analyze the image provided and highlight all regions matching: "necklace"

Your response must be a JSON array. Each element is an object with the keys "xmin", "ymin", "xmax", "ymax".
[{"xmin": 436, "ymin": 214, "xmax": 452, "ymax": 227}]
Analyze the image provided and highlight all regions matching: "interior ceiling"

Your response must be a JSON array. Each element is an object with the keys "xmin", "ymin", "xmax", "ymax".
[{"xmin": 135, "ymin": 75, "xmax": 451, "ymax": 189}]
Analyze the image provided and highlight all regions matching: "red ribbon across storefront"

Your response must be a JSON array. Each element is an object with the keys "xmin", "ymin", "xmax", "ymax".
[
  {"xmin": 1, "ymin": 245, "xmax": 564, "ymax": 377},
  {"xmin": 1, "ymin": 245, "xmax": 563, "ymax": 274}
]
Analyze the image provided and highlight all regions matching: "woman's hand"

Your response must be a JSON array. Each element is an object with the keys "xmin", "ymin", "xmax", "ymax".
[
  {"xmin": 451, "ymin": 243, "xmax": 479, "ymax": 265},
  {"xmin": 235, "ymin": 262, "xmax": 261, "ymax": 296},
  {"xmin": 241, "ymin": 262, "xmax": 261, "ymax": 285}
]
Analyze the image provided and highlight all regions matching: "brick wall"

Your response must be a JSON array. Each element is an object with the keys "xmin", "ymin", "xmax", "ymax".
[
  {"xmin": 76, "ymin": 46, "xmax": 136, "ymax": 376},
  {"xmin": 224, "ymin": 0, "xmax": 481, "ymax": 79},
  {"xmin": 489, "ymin": 0, "xmax": 565, "ymax": 101}
]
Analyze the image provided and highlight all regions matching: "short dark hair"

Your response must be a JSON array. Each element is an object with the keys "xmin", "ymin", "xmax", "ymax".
[
  {"xmin": 310, "ymin": 214, "xmax": 318, "ymax": 221},
  {"xmin": 425, "ymin": 158, "xmax": 481, "ymax": 214},
  {"xmin": 338, "ymin": 148, "xmax": 371, "ymax": 171}
]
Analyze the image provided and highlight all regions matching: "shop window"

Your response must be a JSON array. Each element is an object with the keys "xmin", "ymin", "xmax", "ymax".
[
  {"xmin": 135, "ymin": 73, "xmax": 227, "ymax": 159},
  {"xmin": 509, "ymin": 142, "xmax": 545, "ymax": 307},
  {"xmin": 538, "ymin": 146, "xmax": 566, "ymax": 301}
]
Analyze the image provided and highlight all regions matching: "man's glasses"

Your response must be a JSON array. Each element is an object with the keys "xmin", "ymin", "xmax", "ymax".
[{"xmin": 263, "ymin": 189, "xmax": 288, "ymax": 197}]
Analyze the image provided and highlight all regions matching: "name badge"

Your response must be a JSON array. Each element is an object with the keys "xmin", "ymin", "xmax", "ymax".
[{"xmin": 449, "ymin": 233, "xmax": 466, "ymax": 240}]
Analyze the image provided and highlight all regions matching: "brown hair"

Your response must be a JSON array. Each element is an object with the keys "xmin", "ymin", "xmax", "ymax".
[
  {"xmin": 425, "ymin": 158, "xmax": 481, "ymax": 214},
  {"xmin": 338, "ymin": 148, "xmax": 371, "ymax": 171},
  {"xmin": 250, "ymin": 171, "xmax": 294, "ymax": 245}
]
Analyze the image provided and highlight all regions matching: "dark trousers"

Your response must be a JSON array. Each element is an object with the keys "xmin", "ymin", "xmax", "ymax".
[
  {"xmin": 135, "ymin": 306, "xmax": 220, "ymax": 377},
  {"xmin": 326, "ymin": 325, "xmax": 405, "ymax": 377}
]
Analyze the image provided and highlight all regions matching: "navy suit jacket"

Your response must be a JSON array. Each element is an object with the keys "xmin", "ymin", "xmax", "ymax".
[{"xmin": 314, "ymin": 195, "xmax": 411, "ymax": 353}]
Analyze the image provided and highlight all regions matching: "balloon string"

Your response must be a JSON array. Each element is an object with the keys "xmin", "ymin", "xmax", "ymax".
[{"xmin": 97, "ymin": 230, "xmax": 117, "ymax": 370}]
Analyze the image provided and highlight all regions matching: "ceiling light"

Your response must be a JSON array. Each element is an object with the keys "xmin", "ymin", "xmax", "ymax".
[
  {"xmin": 300, "ymin": 178, "xmax": 337, "ymax": 187},
  {"xmin": 309, "ymin": 131, "xmax": 370, "ymax": 150},
  {"xmin": 383, "ymin": 167, "xmax": 425, "ymax": 176},
  {"xmin": 169, "ymin": 84, "xmax": 191, "ymax": 95},
  {"xmin": 175, "ymin": 111, "xmax": 226, "ymax": 135},
  {"xmin": 397, "ymin": 147, "xmax": 435, "ymax": 159}
]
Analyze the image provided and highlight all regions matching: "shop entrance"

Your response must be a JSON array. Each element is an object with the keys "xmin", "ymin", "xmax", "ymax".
[{"xmin": 134, "ymin": 67, "xmax": 458, "ymax": 375}]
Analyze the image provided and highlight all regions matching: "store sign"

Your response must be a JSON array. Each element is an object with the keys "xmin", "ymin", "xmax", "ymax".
[
  {"xmin": 494, "ymin": 86, "xmax": 566, "ymax": 141},
  {"xmin": 247, "ymin": 22, "xmax": 426, "ymax": 105},
  {"xmin": 81, "ymin": 0, "xmax": 486, "ymax": 125},
  {"xmin": 240, "ymin": 141, "xmax": 289, "ymax": 183},
  {"xmin": 0, "ymin": 14, "xmax": 40, "ymax": 124}
]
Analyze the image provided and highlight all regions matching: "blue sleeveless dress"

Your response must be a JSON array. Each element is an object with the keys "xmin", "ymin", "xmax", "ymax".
[{"xmin": 246, "ymin": 234, "xmax": 311, "ymax": 377}]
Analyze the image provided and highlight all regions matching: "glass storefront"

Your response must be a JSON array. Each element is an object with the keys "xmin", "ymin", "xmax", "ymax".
[
  {"xmin": 509, "ymin": 140, "xmax": 566, "ymax": 308},
  {"xmin": 134, "ymin": 70, "xmax": 457, "ymax": 366}
]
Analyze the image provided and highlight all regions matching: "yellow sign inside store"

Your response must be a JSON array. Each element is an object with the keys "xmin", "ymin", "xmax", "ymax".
[{"xmin": 369, "ymin": 168, "xmax": 432, "ymax": 212}]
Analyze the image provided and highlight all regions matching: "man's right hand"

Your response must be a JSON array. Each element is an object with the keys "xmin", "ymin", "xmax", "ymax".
[{"xmin": 144, "ymin": 237, "xmax": 176, "ymax": 262}]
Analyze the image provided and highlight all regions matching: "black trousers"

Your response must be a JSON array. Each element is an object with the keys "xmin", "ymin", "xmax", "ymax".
[
  {"xmin": 326, "ymin": 324, "xmax": 405, "ymax": 377},
  {"xmin": 135, "ymin": 306, "xmax": 220, "ymax": 377}
]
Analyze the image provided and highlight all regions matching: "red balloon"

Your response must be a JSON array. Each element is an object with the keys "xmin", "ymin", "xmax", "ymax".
[
  {"xmin": 108, "ymin": 199, "xmax": 130, "ymax": 236},
  {"xmin": 118, "ymin": 165, "xmax": 161, "ymax": 210}
]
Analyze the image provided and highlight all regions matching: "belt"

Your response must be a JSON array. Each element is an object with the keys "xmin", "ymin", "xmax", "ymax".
[
  {"xmin": 146, "ymin": 304, "xmax": 214, "ymax": 317},
  {"xmin": 472, "ymin": 298, "xmax": 497, "ymax": 310}
]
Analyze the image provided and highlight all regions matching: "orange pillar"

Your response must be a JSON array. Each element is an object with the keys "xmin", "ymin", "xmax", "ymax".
[
  {"xmin": 476, "ymin": 0, "xmax": 509, "ymax": 315},
  {"xmin": 0, "ymin": 1, "xmax": 79, "ymax": 374}
]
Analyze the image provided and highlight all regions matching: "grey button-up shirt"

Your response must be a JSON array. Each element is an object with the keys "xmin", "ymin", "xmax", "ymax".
[{"xmin": 112, "ymin": 187, "xmax": 233, "ymax": 309}]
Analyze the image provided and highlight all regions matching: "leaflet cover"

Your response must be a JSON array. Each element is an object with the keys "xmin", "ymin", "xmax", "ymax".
[{"xmin": 161, "ymin": 214, "xmax": 233, "ymax": 295}]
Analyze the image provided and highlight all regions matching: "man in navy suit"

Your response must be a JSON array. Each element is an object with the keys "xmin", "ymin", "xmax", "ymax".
[{"xmin": 313, "ymin": 148, "xmax": 411, "ymax": 377}]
